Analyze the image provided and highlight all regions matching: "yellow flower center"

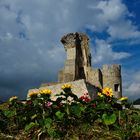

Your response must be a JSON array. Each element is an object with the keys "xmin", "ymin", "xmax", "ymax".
[{"xmin": 102, "ymin": 87, "xmax": 113, "ymax": 97}]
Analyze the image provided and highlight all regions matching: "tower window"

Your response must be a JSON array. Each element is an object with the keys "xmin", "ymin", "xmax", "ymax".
[{"xmin": 114, "ymin": 84, "xmax": 120, "ymax": 92}]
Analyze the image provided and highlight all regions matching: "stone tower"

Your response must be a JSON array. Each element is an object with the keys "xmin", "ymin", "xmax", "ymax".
[
  {"xmin": 58, "ymin": 32, "xmax": 122, "ymax": 98},
  {"xmin": 102, "ymin": 65, "xmax": 122, "ymax": 98},
  {"xmin": 58, "ymin": 32, "xmax": 91, "ymax": 82}
]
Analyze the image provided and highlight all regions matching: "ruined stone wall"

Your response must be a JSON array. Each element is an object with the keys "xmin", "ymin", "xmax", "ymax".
[
  {"xmin": 86, "ymin": 67, "xmax": 103, "ymax": 88},
  {"xmin": 29, "ymin": 79, "xmax": 97, "ymax": 100},
  {"xmin": 58, "ymin": 32, "xmax": 91, "ymax": 83},
  {"xmin": 58, "ymin": 34, "xmax": 77, "ymax": 82},
  {"xmin": 102, "ymin": 64, "xmax": 122, "ymax": 98}
]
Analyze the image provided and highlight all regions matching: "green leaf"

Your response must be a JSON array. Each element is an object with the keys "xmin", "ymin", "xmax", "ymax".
[
  {"xmin": 44, "ymin": 118, "xmax": 53, "ymax": 128},
  {"xmin": 80, "ymin": 106, "xmax": 86, "ymax": 112},
  {"xmin": 33, "ymin": 100, "xmax": 39, "ymax": 106},
  {"xmin": 47, "ymin": 128, "xmax": 57, "ymax": 137},
  {"xmin": 31, "ymin": 114, "xmax": 37, "ymax": 120},
  {"xmin": 55, "ymin": 111, "xmax": 65, "ymax": 120},
  {"xmin": 71, "ymin": 104, "xmax": 84, "ymax": 117},
  {"xmin": 97, "ymin": 103, "xmax": 111, "ymax": 110},
  {"xmin": 4, "ymin": 110, "xmax": 16, "ymax": 118},
  {"xmin": 102, "ymin": 113, "xmax": 117, "ymax": 125},
  {"xmin": 25, "ymin": 122, "xmax": 39, "ymax": 131},
  {"xmin": 96, "ymin": 118, "xmax": 103, "ymax": 123}
]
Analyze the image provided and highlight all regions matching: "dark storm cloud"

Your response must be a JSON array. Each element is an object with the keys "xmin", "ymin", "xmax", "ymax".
[{"xmin": 0, "ymin": 34, "xmax": 65, "ymax": 101}]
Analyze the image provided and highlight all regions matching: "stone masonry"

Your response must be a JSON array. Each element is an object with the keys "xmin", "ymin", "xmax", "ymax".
[
  {"xmin": 58, "ymin": 32, "xmax": 122, "ymax": 98},
  {"xmin": 39, "ymin": 79, "xmax": 98, "ymax": 100},
  {"xmin": 28, "ymin": 32, "xmax": 122, "ymax": 99}
]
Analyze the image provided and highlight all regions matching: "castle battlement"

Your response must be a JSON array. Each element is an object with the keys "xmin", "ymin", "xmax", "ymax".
[
  {"xmin": 102, "ymin": 64, "xmax": 121, "ymax": 70},
  {"xmin": 102, "ymin": 64, "xmax": 121, "ymax": 76}
]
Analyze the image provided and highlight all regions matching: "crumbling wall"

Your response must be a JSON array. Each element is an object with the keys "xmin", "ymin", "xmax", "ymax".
[
  {"xmin": 86, "ymin": 67, "xmax": 103, "ymax": 88},
  {"xmin": 29, "ymin": 79, "xmax": 98, "ymax": 100},
  {"xmin": 58, "ymin": 32, "xmax": 91, "ymax": 82}
]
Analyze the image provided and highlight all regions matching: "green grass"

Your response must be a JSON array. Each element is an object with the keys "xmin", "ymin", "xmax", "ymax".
[{"xmin": 1, "ymin": 120, "xmax": 140, "ymax": 140}]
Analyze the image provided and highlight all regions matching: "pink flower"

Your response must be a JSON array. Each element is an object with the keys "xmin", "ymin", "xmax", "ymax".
[{"xmin": 46, "ymin": 101, "xmax": 52, "ymax": 107}]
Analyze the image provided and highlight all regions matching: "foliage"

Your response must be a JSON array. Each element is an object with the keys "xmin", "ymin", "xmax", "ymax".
[{"xmin": 0, "ymin": 85, "xmax": 140, "ymax": 140}]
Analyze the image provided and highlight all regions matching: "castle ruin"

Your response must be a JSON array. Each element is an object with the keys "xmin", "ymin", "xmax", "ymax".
[
  {"xmin": 58, "ymin": 32, "xmax": 122, "ymax": 98},
  {"xmin": 29, "ymin": 32, "xmax": 122, "ymax": 99}
]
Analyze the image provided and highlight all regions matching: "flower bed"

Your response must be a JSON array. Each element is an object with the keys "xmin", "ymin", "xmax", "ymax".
[{"xmin": 0, "ymin": 85, "xmax": 140, "ymax": 140}]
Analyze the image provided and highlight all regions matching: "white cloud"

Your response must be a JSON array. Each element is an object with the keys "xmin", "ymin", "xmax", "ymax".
[
  {"xmin": 92, "ymin": 39, "xmax": 131, "ymax": 64},
  {"xmin": 89, "ymin": 0, "xmax": 140, "ymax": 42},
  {"xmin": 126, "ymin": 83, "xmax": 140, "ymax": 94},
  {"xmin": 107, "ymin": 20, "xmax": 140, "ymax": 41},
  {"xmin": 134, "ymin": 71, "xmax": 140, "ymax": 82},
  {"xmin": 1, "ymin": 0, "xmax": 139, "ymax": 45},
  {"xmin": 96, "ymin": 0, "xmax": 127, "ymax": 21},
  {"xmin": 123, "ymin": 70, "xmax": 140, "ymax": 100}
]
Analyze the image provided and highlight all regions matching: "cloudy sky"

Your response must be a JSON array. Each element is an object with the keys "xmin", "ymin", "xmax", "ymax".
[{"xmin": 0, "ymin": 0, "xmax": 140, "ymax": 101}]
